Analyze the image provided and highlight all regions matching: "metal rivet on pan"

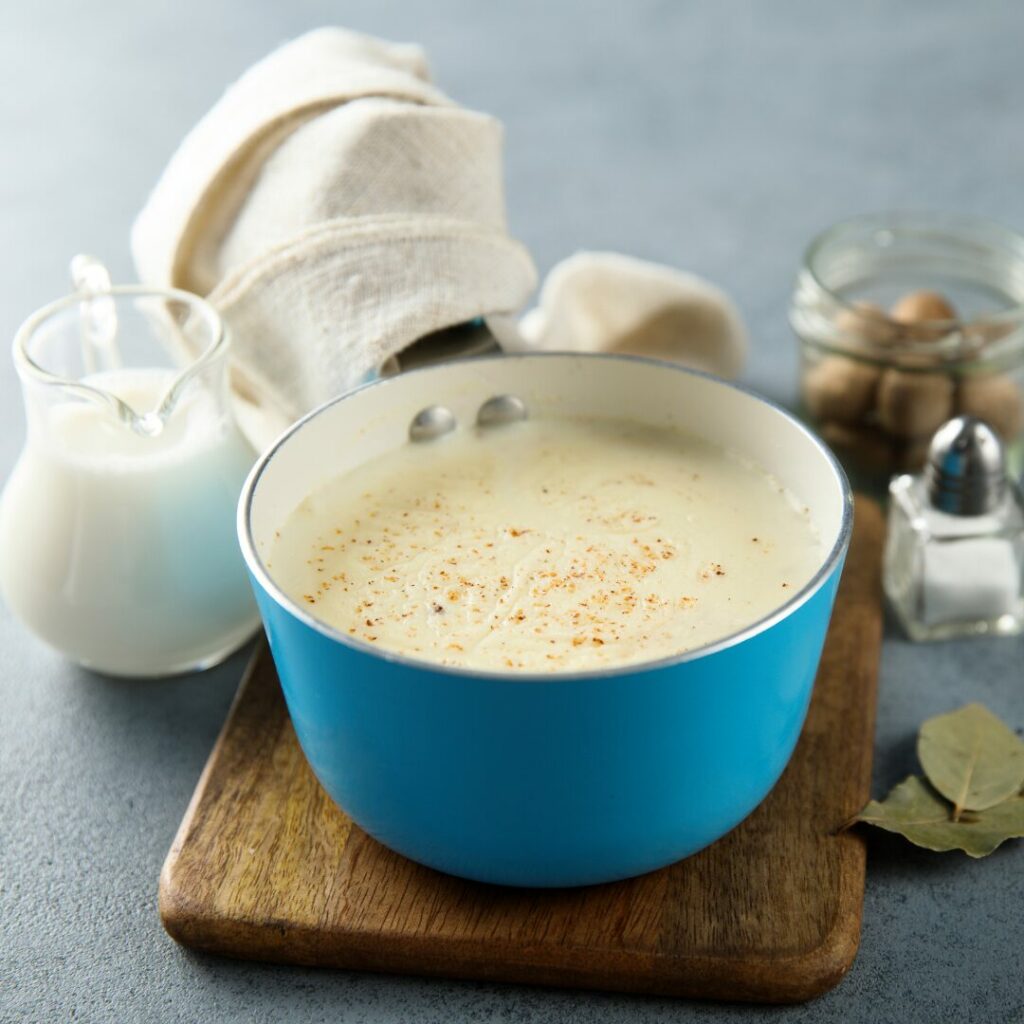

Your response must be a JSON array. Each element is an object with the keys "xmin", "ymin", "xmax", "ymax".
[
  {"xmin": 476, "ymin": 394, "xmax": 528, "ymax": 428},
  {"xmin": 409, "ymin": 405, "xmax": 457, "ymax": 442}
]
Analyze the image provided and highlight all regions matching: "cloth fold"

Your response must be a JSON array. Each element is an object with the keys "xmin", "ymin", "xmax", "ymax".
[{"xmin": 519, "ymin": 251, "xmax": 747, "ymax": 378}]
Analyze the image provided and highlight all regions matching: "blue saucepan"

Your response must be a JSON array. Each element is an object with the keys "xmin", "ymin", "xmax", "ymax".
[{"xmin": 239, "ymin": 353, "xmax": 852, "ymax": 887}]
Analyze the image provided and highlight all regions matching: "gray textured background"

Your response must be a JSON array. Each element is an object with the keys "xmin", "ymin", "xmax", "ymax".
[{"xmin": 2, "ymin": 2, "xmax": 1023, "ymax": 1021}]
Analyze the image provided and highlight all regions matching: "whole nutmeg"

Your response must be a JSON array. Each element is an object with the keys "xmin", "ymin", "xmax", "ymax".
[
  {"xmin": 834, "ymin": 300, "xmax": 896, "ymax": 346},
  {"xmin": 802, "ymin": 355, "xmax": 880, "ymax": 425},
  {"xmin": 957, "ymin": 373, "xmax": 1024, "ymax": 440},
  {"xmin": 819, "ymin": 420, "xmax": 896, "ymax": 475},
  {"xmin": 890, "ymin": 290, "xmax": 958, "ymax": 342},
  {"xmin": 875, "ymin": 368, "xmax": 955, "ymax": 438}
]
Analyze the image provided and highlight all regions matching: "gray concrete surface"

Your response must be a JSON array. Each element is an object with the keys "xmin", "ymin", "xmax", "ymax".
[{"xmin": 2, "ymin": 1, "xmax": 1023, "ymax": 1021}]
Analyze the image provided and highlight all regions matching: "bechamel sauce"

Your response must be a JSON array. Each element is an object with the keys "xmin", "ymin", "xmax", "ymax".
[{"xmin": 269, "ymin": 418, "xmax": 823, "ymax": 672}]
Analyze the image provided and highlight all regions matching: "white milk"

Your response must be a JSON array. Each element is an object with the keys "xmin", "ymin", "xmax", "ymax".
[
  {"xmin": 0, "ymin": 368, "xmax": 259, "ymax": 676},
  {"xmin": 270, "ymin": 417, "xmax": 823, "ymax": 672}
]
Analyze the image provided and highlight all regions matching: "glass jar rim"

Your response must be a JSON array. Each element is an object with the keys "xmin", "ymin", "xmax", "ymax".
[{"xmin": 803, "ymin": 210, "xmax": 1024, "ymax": 329}]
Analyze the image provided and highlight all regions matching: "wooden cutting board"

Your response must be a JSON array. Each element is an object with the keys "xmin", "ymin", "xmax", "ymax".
[{"xmin": 160, "ymin": 497, "xmax": 883, "ymax": 1004}]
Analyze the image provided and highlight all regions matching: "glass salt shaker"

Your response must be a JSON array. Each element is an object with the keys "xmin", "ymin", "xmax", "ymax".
[{"xmin": 884, "ymin": 416, "xmax": 1024, "ymax": 640}]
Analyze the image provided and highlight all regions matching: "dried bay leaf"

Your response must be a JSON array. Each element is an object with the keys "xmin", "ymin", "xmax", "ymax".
[
  {"xmin": 857, "ymin": 775, "xmax": 1024, "ymax": 858},
  {"xmin": 917, "ymin": 703, "xmax": 1024, "ymax": 817}
]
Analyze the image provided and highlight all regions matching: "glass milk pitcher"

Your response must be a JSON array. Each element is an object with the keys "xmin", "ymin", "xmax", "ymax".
[{"xmin": 0, "ymin": 259, "xmax": 259, "ymax": 676}]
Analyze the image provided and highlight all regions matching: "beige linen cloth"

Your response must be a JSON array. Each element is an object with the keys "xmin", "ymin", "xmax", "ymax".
[{"xmin": 133, "ymin": 28, "xmax": 747, "ymax": 449}]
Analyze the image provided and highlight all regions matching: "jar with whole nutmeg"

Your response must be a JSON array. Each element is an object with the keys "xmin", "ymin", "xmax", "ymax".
[{"xmin": 790, "ymin": 212, "xmax": 1024, "ymax": 488}]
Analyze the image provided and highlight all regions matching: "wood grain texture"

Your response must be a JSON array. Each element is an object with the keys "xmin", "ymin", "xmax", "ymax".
[{"xmin": 160, "ymin": 496, "xmax": 884, "ymax": 1004}]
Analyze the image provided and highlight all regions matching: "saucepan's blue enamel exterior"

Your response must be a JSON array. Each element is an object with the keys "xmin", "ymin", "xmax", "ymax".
[{"xmin": 239, "ymin": 354, "xmax": 852, "ymax": 888}]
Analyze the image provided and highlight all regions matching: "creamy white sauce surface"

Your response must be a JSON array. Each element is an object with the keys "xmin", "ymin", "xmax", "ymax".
[{"xmin": 269, "ymin": 418, "xmax": 822, "ymax": 672}]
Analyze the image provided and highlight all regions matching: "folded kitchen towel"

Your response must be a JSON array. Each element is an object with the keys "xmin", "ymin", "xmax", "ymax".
[
  {"xmin": 518, "ymin": 251, "xmax": 747, "ymax": 378},
  {"xmin": 133, "ymin": 28, "xmax": 746, "ymax": 449},
  {"xmin": 132, "ymin": 27, "xmax": 537, "ymax": 446}
]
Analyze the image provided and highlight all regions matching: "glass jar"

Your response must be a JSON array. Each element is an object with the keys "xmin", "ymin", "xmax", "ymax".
[{"xmin": 790, "ymin": 212, "xmax": 1024, "ymax": 488}]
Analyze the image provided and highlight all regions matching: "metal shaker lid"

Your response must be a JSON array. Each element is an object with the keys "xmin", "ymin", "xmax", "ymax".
[{"xmin": 926, "ymin": 415, "xmax": 1006, "ymax": 515}]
